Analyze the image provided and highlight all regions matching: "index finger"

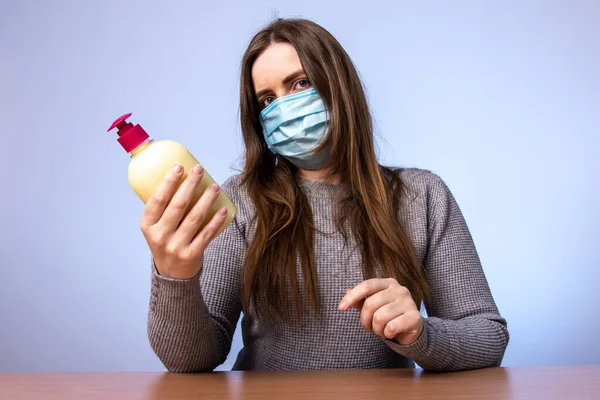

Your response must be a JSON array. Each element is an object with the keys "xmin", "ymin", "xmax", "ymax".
[
  {"xmin": 141, "ymin": 164, "xmax": 184, "ymax": 228},
  {"xmin": 345, "ymin": 288, "xmax": 365, "ymax": 311},
  {"xmin": 339, "ymin": 279, "xmax": 393, "ymax": 311}
]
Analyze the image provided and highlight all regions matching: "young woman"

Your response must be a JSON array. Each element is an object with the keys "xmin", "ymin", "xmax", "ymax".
[{"xmin": 142, "ymin": 18, "xmax": 508, "ymax": 372}]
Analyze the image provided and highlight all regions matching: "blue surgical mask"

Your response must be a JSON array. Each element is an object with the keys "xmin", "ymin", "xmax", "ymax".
[{"xmin": 259, "ymin": 88, "xmax": 330, "ymax": 169}]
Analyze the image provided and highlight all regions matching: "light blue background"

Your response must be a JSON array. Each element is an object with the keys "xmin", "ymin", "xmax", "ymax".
[{"xmin": 1, "ymin": 1, "xmax": 598, "ymax": 372}]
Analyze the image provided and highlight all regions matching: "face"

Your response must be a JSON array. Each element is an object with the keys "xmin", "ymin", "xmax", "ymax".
[{"xmin": 252, "ymin": 42, "xmax": 313, "ymax": 110}]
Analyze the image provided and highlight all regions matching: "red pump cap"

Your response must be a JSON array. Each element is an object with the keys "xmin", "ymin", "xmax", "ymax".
[{"xmin": 107, "ymin": 113, "xmax": 150, "ymax": 153}]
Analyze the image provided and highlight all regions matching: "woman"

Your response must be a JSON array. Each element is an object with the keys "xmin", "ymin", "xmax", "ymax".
[{"xmin": 142, "ymin": 18, "xmax": 508, "ymax": 372}]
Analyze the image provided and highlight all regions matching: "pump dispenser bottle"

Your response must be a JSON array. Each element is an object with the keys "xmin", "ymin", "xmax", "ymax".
[{"xmin": 107, "ymin": 113, "xmax": 236, "ymax": 235}]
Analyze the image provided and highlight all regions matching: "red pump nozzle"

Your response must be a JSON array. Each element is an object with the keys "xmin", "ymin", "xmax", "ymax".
[{"xmin": 108, "ymin": 113, "xmax": 150, "ymax": 153}]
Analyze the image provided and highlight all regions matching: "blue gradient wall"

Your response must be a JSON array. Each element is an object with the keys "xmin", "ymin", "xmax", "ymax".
[{"xmin": 1, "ymin": 1, "xmax": 598, "ymax": 372}]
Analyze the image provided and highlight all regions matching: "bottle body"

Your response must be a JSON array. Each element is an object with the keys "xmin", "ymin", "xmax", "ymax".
[{"xmin": 128, "ymin": 139, "xmax": 237, "ymax": 235}]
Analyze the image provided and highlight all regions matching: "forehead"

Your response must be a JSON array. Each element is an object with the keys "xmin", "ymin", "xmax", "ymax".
[{"xmin": 252, "ymin": 42, "xmax": 303, "ymax": 91}]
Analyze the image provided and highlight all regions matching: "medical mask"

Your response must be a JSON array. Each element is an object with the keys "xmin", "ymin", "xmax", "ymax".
[{"xmin": 260, "ymin": 88, "xmax": 330, "ymax": 169}]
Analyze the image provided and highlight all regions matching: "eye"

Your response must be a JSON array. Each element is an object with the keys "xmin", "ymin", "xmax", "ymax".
[
  {"xmin": 262, "ymin": 97, "xmax": 275, "ymax": 108},
  {"xmin": 294, "ymin": 79, "xmax": 311, "ymax": 90}
]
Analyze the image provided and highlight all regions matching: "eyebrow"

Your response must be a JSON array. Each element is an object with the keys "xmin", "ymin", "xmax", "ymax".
[{"xmin": 255, "ymin": 69, "xmax": 306, "ymax": 100}]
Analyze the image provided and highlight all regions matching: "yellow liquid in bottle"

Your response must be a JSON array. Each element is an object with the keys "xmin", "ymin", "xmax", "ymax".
[{"xmin": 128, "ymin": 139, "xmax": 237, "ymax": 235}]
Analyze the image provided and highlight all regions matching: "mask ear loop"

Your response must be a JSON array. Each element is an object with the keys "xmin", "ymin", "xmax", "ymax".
[{"xmin": 275, "ymin": 154, "xmax": 280, "ymax": 167}]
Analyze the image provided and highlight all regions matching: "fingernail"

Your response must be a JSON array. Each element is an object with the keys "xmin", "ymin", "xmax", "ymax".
[
  {"xmin": 339, "ymin": 301, "xmax": 347, "ymax": 310},
  {"xmin": 211, "ymin": 184, "xmax": 220, "ymax": 192},
  {"xmin": 192, "ymin": 165, "xmax": 203, "ymax": 175},
  {"xmin": 173, "ymin": 164, "xmax": 183, "ymax": 174},
  {"xmin": 219, "ymin": 207, "xmax": 227, "ymax": 215}
]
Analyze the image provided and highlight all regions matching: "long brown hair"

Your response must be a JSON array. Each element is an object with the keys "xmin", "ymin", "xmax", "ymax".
[{"xmin": 239, "ymin": 18, "xmax": 429, "ymax": 324}]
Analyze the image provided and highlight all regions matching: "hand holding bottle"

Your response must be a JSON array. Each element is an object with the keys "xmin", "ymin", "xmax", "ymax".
[
  {"xmin": 106, "ymin": 112, "xmax": 237, "ymax": 279},
  {"xmin": 140, "ymin": 163, "xmax": 228, "ymax": 279}
]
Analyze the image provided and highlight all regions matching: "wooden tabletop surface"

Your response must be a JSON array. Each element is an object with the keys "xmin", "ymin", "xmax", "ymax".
[{"xmin": 1, "ymin": 366, "xmax": 598, "ymax": 399}]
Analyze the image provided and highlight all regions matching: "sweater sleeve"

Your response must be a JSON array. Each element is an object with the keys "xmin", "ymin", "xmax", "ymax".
[
  {"xmin": 386, "ymin": 172, "xmax": 509, "ymax": 371},
  {"xmin": 147, "ymin": 177, "xmax": 244, "ymax": 372}
]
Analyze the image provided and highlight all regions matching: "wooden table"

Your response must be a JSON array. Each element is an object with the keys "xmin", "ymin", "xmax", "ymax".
[{"xmin": 0, "ymin": 366, "xmax": 598, "ymax": 399}]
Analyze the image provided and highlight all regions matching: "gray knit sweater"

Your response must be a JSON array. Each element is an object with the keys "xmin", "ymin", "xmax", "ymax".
[{"xmin": 147, "ymin": 168, "xmax": 508, "ymax": 372}]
